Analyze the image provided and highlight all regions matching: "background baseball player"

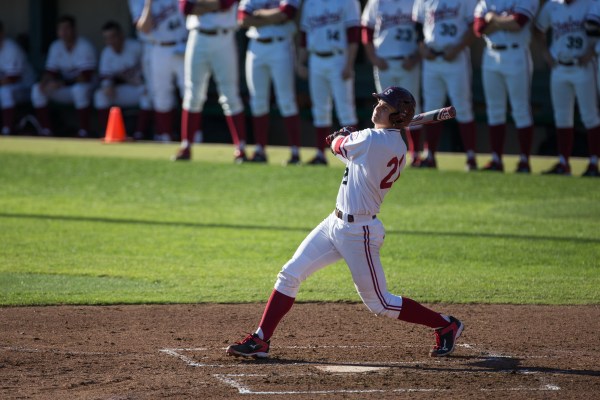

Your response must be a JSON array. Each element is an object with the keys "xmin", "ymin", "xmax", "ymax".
[
  {"xmin": 128, "ymin": 0, "xmax": 155, "ymax": 140},
  {"xmin": 583, "ymin": 1, "xmax": 600, "ymax": 177},
  {"xmin": 535, "ymin": 0, "xmax": 600, "ymax": 177},
  {"xmin": 226, "ymin": 86, "xmax": 464, "ymax": 360},
  {"xmin": 173, "ymin": 0, "xmax": 249, "ymax": 163},
  {"xmin": 94, "ymin": 21, "xmax": 152, "ymax": 137},
  {"xmin": 474, "ymin": 0, "xmax": 539, "ymax": 174},
  {"xmin": 238, "ymin": 0, "xmax": 302, "ymax": 165},
  {"xmin": 361, "ymin": 0, "xmax": 423, "ymax": 165},
  {"xmin": 131, "ymin": 0, "xmax": 187, "ymax": 142},
  {"xmin": 31, "ymin": 15, "xmax": 96, "ymax": 138},
  {"xmin": 412, "ymin": 0, "xmax": 479, "ymax": 170},
  {"xmin": 297, "ymin": 0, "xmax": 361, "ymax": 165},
  {"xmin": 0, "ymin": 21, "xmax": 35, "ymax": 136}
]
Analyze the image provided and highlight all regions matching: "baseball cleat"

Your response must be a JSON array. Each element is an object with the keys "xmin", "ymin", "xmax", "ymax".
[
  {"xmin": 249, "ymin": 151, "xmax": 268, "ymax": 163},
  {"xmin": 542, "ymin": 162, "xmax": 571, "ymax": 176},
  {"xmin": 234, "ymin": 149, "xmax": 248, "ymax": 164},
  {"xmin": 226, "ymin": 333, "xmax": 270, "ymax": 358},
  {"xmin": 410, "ymin": 156, "xmax": 422, "ymax": 168},
  {"xmin": 418, "ymin": 157, "xmax": 437, "ymax": 169},
  {"xmin": 465, "ymin": 157, "xmax": 478, "ymax": 172},
  {"xmin": 171, "ymin": 147, "xmax": 191, "ymax": 161},
  {"xmin": 430, "ymin": 316, "xmax": 464, "ymax": 357},
  {"xmin": 515, "ymin": 161, "xmax": 531, "ymax": 174},
  {"xmin": 582, "ymin": 163, "xmax": 599, "ymax": 177},
  {"xmin": 285, "ymin": 154, "xmax": 301, "ymax": 166},
  {"xmin": 307, "ymin": 154, "xmax": 328, "ymax": 165},
  {"xmin": 482, "ymin": 160, "xmax": 504, "ymax": 172}
]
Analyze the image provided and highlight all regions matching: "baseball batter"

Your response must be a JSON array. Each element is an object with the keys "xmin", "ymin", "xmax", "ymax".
[
  {"xmin": 535, "ymin": 0, "xmax": 600, "ymax": 176},
  {"xmin": 238, "ymin": 0, "xmax": 302, "ymax": 164},
  {"xmin": 173, "ymin": 0, "xmax": 249, "ymax": 163},
  {"xmin": 0, "ymin": 22, "xmax": 35, "ymax": 136},
  {"xmin": 361, "ymin": 0, "xmax": 423, "ymax": 165},
  {"xmin": 31, "ymin": 15, "xmax": 96, "ymax": 138},
  {"xmin": 474, "ymin": 0, "xmax": 539, "ymax": 174},
  {"xmin": 131, "ymin": 0, "xmax": 187, "ymax": 142},
  {"xmin": 297, "ymin": 0, "xmax": 361, "ymax": 165},
  {"xmin": 412, "ymin": 0, "xmax": 479, "ymax": 170},
  {"xmin": 226, "ymin": 86, "xmax": 464, "ymax": 359},
  {"xmin": 94, "ymin": 21, "xmax": 152, "ymax": 137}
]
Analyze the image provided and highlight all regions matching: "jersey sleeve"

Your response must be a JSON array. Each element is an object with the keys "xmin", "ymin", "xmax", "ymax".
[
  {"xmin": 464, "ymin": 0, "xmax": 478, "ymax": 24},
  {"xmin": 473, "ymin": 1, "xmax": 487, "ymax": 19},
  {"xmin": 44, "ymin": 41, "xmax": 61, "ymax": 72},
  {"xmin": 77, "ymin": 39, "xmax": 97, "ymax": 72},
  {"xmin": 361, "ymin": 0, "xmax": 376, "ymax": 29},
  {"xmin": 535, "ymin": 2, "xmax": 551, "ymax": 33},
  {"xmin": 345, "ymin": 0, "xmax": 361, "ymax": 28},
  {"xmin": 128, "ymin": 0, "xmax": 144, "ymax": 23},
  {"xmin": 514, "ymin": 0, "xmax": 539, "ymax": 20},
  {"xmin": 335, "ymin": 129, "xmax": 371, "ymax": 161},
  {"xmin": 412, "ymin": 0, "xmax": 424, "ymax": 24}
]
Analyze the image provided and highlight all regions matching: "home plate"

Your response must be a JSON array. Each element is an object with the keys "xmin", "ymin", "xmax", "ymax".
[{"xmin": 315, "ymin": 365, "xmax": 389, "ymax": 373}]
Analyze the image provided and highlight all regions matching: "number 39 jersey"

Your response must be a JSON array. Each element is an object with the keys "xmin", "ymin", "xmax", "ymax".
[
  {"xmin": 412, "ymin": 0, "xmax": 478, "ymax": 51},
  {"xmin": 536, "ymin": 0, "xmax": 595, "ymax": 64},
  {"xmin": 300, "ymin": 0, "xmax": 361, "ymax": 53},
  {"xmin": 335, "ymin": 129, "xmax": 407, "ymax": 216},
  {"xmin": 361, "ymin": 0, "xmax": 418, "ymax": 58}
]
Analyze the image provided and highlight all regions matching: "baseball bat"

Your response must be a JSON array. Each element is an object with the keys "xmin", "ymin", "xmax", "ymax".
[{"xmin": 408, "ymin": 106, "xmax": 456, "ymax": 127}]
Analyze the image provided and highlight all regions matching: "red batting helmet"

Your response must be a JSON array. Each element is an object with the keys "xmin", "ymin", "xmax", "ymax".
[{"xmin": 372, "ymin": 86, "xmax": 416, "ymax": 127}]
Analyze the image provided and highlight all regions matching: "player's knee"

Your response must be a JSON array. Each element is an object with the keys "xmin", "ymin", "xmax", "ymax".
[
  {"xmin": 274, "ymin": 270, "xmax": 302, "ymax": 298},
  {"xmin": 277, "ymin": 101, "xmax": 298, "ymax": 117},
  {"xmin": 31, "ymin": 83, "xmax": 47, "ymax": 107},
  {"xmin": 72, "ymin": 84, "xmax": 91, "ymax": 108},
  {"xmin": 93, "ymin": 90, "xmax": 109, "ymax": 109},
  {"xmin": 250, "ymin": 99, "xmax": 269, "ymax": 117},
  {"xmin": 0, "ymin": 87, "xmax": 15, "ymax": 108},
  {"xmin": 219, "ymin": 94, "xmax": 243, "ymax": 116}
]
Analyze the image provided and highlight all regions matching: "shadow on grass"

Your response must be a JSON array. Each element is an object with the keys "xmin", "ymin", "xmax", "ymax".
[{"xmin": 1, "ymin": 212, "xmax": 598, "ymax": 244}]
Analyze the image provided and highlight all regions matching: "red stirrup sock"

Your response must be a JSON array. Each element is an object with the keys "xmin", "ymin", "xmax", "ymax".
[
  {"xmin": 517, "ymin": 125, "xmax": 534, "ymax": 158},
  {"xmin": 556, "ymin": 127, "xmax": 574, "ymax": 164},
  {"xmin": 586, "ymin": 125, "xmax": 600, "ymax": 158},
  {"xmin": 252, "ymin": 114, "xmax": 269, "ymax": 148},
  {"xmin": 258, "ymin": 290, "xmax": 296, "ymax": 341},
  {"xmin": 283, "ymin": 114, "xmax": 301, "ymax": 147},
  {"xmin": 316, "ymin": 127, "xmax": 331, "ymax": 152},
  {"xmin": 489, "ymin": 123, "xmax": 506, "ymax": 159},
  {"xmin": 397, "ymin": 297, "xmax": 450, "ymax": 329},
  {"xmin": 459, "ymin": 121, "xmax": 477, "ymax": 153},
  {"xmin": 425, "ymin": 124, "xmax": 442, "ymax": 156}
]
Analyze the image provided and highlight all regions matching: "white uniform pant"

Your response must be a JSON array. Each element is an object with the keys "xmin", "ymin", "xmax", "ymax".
[
  {"xmin": 482, "ymin": 48, "xmax": 533, "ymax": 128},
  {"xmin": 31, "ymin": 82, "xmax": 93, "ymax": 109},
  {"xmin": 182, "ymin": 29, "xmax": 243, "ymax": 116},
  {"xmin": 0, "ymin": 83, "xmax": 30, "ymax": 109},
  {"xmin": 551, "ymin": 63, "xmax": 600, "ymax": 129},
  {"xmin": 275, "ymin": 213, "xmax": 403, "ymax": 319},
  {"xmin": 373, "ymin": 59, "xmax": 421, "ymax": 116},
  {"xmin": 422, "ymin": 50, "xmax": 474, "ymax": 123},
  {"xmin": 94, "ymin": 84, "xmax": 152, "ymax": 110},
  {"xmin": 150, "ymin": 44, "xmax": 185, "ymax": 112},
  {"xmin": 308, "ymin": 53, "xmax": 358, "ymax": 127},
  {"xmin": 245, "ymin": 39, "xmax": 298, "ymax": 117}
]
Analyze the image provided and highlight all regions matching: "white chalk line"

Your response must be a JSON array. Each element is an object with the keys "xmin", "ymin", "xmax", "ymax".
[{"xmin": 160, "ymin": 344, "xmax": 563, "ymax": 394}]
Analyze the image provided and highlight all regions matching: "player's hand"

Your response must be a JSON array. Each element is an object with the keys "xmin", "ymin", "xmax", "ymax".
[
  {"xmin": 41, "ymin": 80, "xmax": 63, "ymax": 95},
  {"xmin": 341, "ymin": 65, "xmax": 354, "ymax": 80},
  {"xmin": 420, "ymin": 46, "xmax": 437, "ymax": 61},
  {"xmin": 372, "ymin": 57, "xmax": 388, "ymax": 71},
  {"xmin": 296, "ymin": 64, "xmax": 308, "ymax": 80},
  {"xmin": 325, "ymin": 126, "xmax": 356, "ymax": 147},
  {"xmin": 442, "ymin": 45, "xmax": 461, "ymax": 62},
  {"xmin": 103, "ymin": 85, "xmax": 116, "ymax": 100},
  {"xmin": 402, "ymin": 53, "xmax": 420, "ymax": 71}
]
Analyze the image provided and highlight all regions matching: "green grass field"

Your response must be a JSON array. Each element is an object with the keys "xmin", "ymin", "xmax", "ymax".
[{"xmin": 0, "ymin": 137, "xmax": 598, "ymax": 306}]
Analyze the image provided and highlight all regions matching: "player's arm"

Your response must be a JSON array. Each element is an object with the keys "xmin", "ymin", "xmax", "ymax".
[
  {"xmin": 442, "ymin": 23, "xmax": 476, "ymax": 62},
  {"xmin": 296, "ymin": 31, "xmax": 308, "ymax": 80},
  {"xmin": 362, "ymin": 26, "xmax": 388, "ymax": 71},
  {"xmin": 136, "ymin": 0, "xmax": 154, "ymax": 34},
  {"xmin": 343, "ymin": 26, "xmax": 360, "ymax": 80},
  {"xmin": 533, "ymin": 26, "xmax": 555, "ymax": 68},
  {"xmin": 474, "ymin": 12, "xmax": 529, "ymax": 37},
  {"xmin": 239, "ymin": 4, "xmax": 296, "ymax": 28}
]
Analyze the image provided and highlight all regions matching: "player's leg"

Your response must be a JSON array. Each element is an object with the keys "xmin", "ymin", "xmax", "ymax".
[
  {"xmin": 481, "ymin": 58, "xmax": 508, "ymax": 171},
  {"xmin": 445, "ymin": 52, "xmax": 477, "ymax": 170},
  {"xmin": 136, "ymin": 42, "xmax": 154, "ymax": 140},
  {"xmin": 151, "ymin": 46, "xmax": 176, "ymax": 142},
  {"xmin": 573, "ymin": 63, "xmax": 600, "ymax": 177},
  {"xmin": 505, "ymin": 50, "xmax": 535, "ymax": 173},
  {"xmin": 337, "ymin": 220, "xmax": 463, "ymax": 357},
  {"xmin": 245, "ymin": 43, "xmax": 271, "ymax": 162},
  {"xmin": 330, "ymin": 56, "xmax": 358, "ymax": 129},
  {"xmin": 0, "ymin": 84, "xmax": 25, "ymax": 135},
  {"xmin": 30, "ymin": 82, "xmax": 56, "ymax": 136},
  {"xmin": 544, "ymin": 68, "xmax": 576, "ymax": 175},
  {"xmin": 93, "ymin": 86, "xmax": 112, "ymax": 135},
  {"xmin": 420, "ymin": 62, "xmax": 448, "ymax": 167},
  {"xmin": 396, "ymin": 63, "xmax": 422, "ymax": 166},
  {"xmin": 271, "ymin": 42, "xmax": 302, "ymax": 164},
  {"xmin": 70, "ymin": 82, "xmax": 93, "ymax": 138},
  {"xmin": 308, "ymin": 56, "xmax": 334, "ymax": 165},
  {"xmin": 226, "ymin": 215, "xmax": 342, "ymax": 357},
  {"xmin": 211, "ymin": 32, "xmax": 247, "ymax": 162}
]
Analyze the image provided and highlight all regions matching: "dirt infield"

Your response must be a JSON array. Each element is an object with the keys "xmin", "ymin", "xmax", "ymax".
[{"xmin": 1, "ymin": 303, "xmax": 599, "ymax": 399}]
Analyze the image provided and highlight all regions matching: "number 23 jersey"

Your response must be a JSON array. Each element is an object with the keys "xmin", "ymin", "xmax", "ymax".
[
  {"xmin": 412, "ymin": 0, "xmax": 478, "ymax": 50},
  {"xmin": 300, "ymin": 0, "xmax": 361, "ymax": 53},
  {"xmin": 335, "ymin": 128, "xmax": 407, "ymax": 216}
]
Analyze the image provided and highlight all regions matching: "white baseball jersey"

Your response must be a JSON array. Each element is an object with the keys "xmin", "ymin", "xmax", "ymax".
[
  {"xmin": 0, "ymin": 38, "xmax": 35, "ymax": 86},
  {"xmin": 129, "ymin": 0, "xmax": 188, "ymax": 43},
  {"xmin": 300, "ymin": 0, "xmax": 361, "ymax": 53},
  {"xmin": 587, "ymin": 1, "xmax": 600, "ymax": 53},
  {"xmin": 99, "ymin": 38, "xmax": 144, "ymax": 85},
  {"xmin": 536, "ymin": 0, "xmax": 595, "ymax": 64},
  {"xmin": 474, "ymin": 0, "xmax": 538, "ymax": 48},
  {"xmin": 240, "ymin": 0, "xmax": 298, "ymax": 39},
  {"xmin": 362, "ymin": 0, "xmax": 418, "ymax": 58},
  {"xmin": 335, "ymin": 128, "xmax": 407, "ymax": 215},
  {"xmin": 185, "ymin": 1, "xmax": 238, "ymax": 30},
  {"xmin": 45, "ymin": 37, "xmax": 96, "ymax": 82},
  {"xmin": 412, "ymin": 0, "xmax": 478, "ymax": 51}
]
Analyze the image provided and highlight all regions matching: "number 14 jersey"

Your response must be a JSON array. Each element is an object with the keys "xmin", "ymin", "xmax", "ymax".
[{"xmin": 300, "ymin": 0, "xmax": 361, "ymax": 53}]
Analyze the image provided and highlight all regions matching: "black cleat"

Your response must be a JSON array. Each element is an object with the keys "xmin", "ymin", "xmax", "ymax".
[
  {"xmin": 307, "ymin": 154, "xmax": 328, "ymax": 166},
  {"xmin": 482, "ymin": 160, "xmax": 504, "ymax": 172},
  {"xmin": 515, "ymin": 161, "xmax": 531, "ymax": 174},
  {"xmin": 543, "ymin": 162, "xmax": 571, "ymax": 176},
  {"xmin": 171, "ymin": 147, "xmax": 191, "ymax": 161},
  {"xmin": 249, "ymin": 151, "xmax": 268, "ymax": 163},
  {"xmin": 226, "ymin": 333, "xmax": 270, "ymax": 359},
  {"xmin": 430, "ymin": 316, "xmax": 464, "ymax": 357},
  {"xmin": 582, "ymin": 163, "xmax": 599, "ymax": 177}
]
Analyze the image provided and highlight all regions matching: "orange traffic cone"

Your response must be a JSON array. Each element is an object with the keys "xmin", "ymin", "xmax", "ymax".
[{"xmin": 104, "ymin": 106, "xmax": 126, "ymax": 142}]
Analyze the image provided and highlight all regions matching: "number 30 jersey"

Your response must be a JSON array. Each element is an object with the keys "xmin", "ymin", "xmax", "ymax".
[
  {"xmin": 361, "ymin": 0, "xmax": 419, "ymax": 59},
  {"xmin": 300, "ymin": 0, "xmax": 361, "ymax": 53},
  {"xmin": 412, "ymin": 0, "xmax": 478, "ymax": 52},
  {"xmin": 334, "ymin": 129, "xmax": 407, "ymax": 216}
]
